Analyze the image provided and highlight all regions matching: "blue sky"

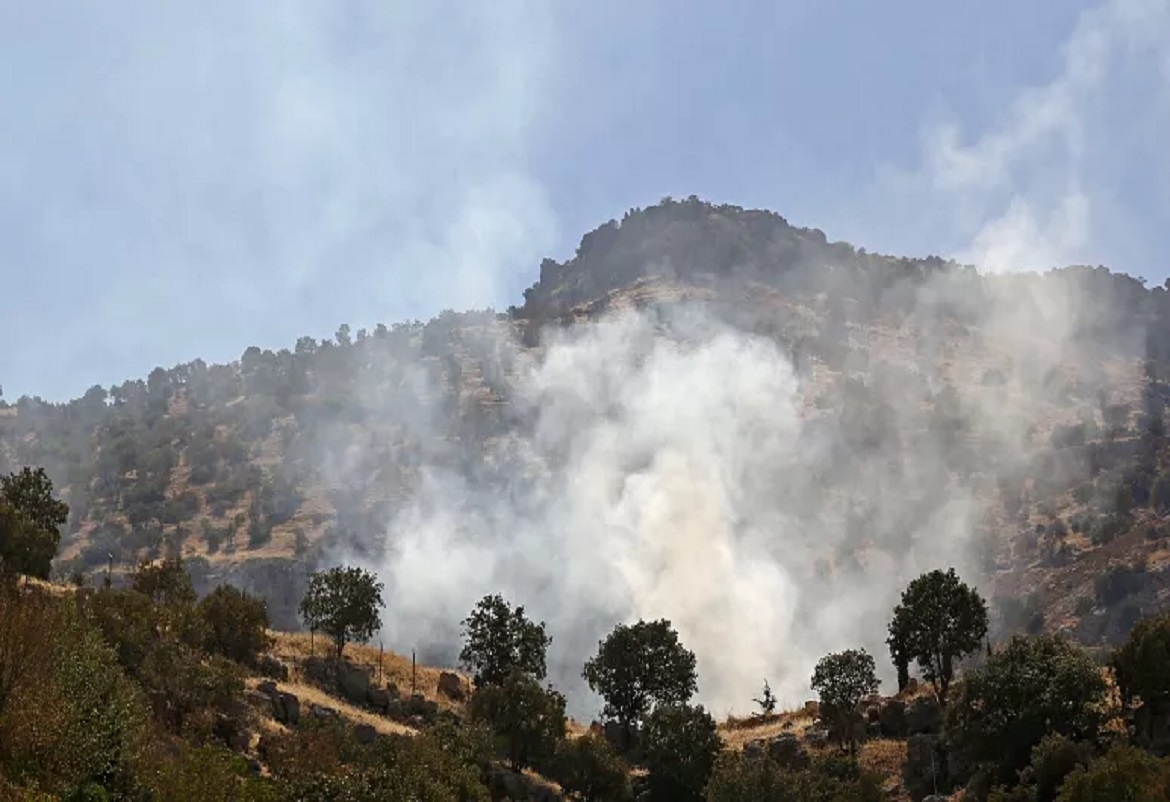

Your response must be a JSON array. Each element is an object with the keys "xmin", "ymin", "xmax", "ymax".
[{"xmin": 2, "ymin": 0, "xmax": 1168, "ymax": 401}]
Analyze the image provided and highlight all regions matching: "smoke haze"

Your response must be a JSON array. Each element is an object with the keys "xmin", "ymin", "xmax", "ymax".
[{"xmin": 299, "ymin": 0, "xmax": 1170, "ymax": 722}]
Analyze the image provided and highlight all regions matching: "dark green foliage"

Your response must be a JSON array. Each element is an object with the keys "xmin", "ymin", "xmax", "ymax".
[
  {"xmin": 640, "ymin": 703, "xmax": 721, "ymax": 802},
  {"xmin": 1030, "ymin": 735, "xmax": 1096, "ymax": 802},
  {"xmin": 299, "ymin": 566, "xmax": 384, "ymax": 658},
  {"xmin": 553, "ymin": 733, "xmax": 633, "ymax": 801},
  {"xmin": 131, "ymin": 556, "xmax": 197, "ymax": 607},
  {"xmin": 887, "ymin": 568, "xmax": 988, "ymax": 706},
  {"xmin": 197, "ymin": 584, "xmax": 272, "ymax": 666},
  {"xmin": 947, "ymin": 635, "xmax": 1109, "ymax": 783},
  {"xmin": 583, "ymin": 619, "xmax": 698, "ymax": 746},
  {"xmin": 0, "ymin": 466, "xmax": 69, "ymax": 580},
  {"xmin": 1054, "ymin": 744, "xmax": 1170, "ymax": 801},
  {"xmin": 810, "ymin": 649, "xmax": 880, "ymax": 751},
  {"xmin": 459, "ymin": 594, "xmax": 551, "ymax": 688},
  {"xmin": 1112, "ymin": 611, "xmax": 1170, "ymax": 741},
  {"xmin": 468, "ymin": 669, "xmax": 567, "ymax": 772}
]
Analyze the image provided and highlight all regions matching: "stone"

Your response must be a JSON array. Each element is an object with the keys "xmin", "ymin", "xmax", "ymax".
[
  {"xmin": 257, "ymin": 654, "xmax": 289, "ymax": 681},
  {"xmin": 367, "ymin": 686, "xmax": 391, "ymax": 713},
  {"xmin": 272, "ymin": 691, "xmax": 300, "ymax": 726},
  {"xmin": 803, "ymin": 700, "xmax": 820, "ymax": 716},
  {"xmin": 743, "ymin": 739, "xmax": 766, "ymax": 759},
  {"xmin": 353, "ymin": 723, "xmax": 378, "ymax": 744},
  {"xmin": 386, "ymin": 699, "xmax": 405, "ymax": 720},
  {"xmin": 256, "ymin": 680, "xmax": 278, "ymax": 698},
  {"xmin": 766, "ymin": 733, "xmax": 809, "ymax": 770},
  {"xmin": 385, "ymin": 682, "xmax": 400, "ymax": 700},
  {"xmin": 338, "ymin": 663, "xmax": 371, "ymax": 705},
  {"xmin": 437, "ymin": 670, "xmax": 466, "ymax": 701},
  {"xmin": 802, "ymin": 727, "xmax": 830, "ymax": 748}
]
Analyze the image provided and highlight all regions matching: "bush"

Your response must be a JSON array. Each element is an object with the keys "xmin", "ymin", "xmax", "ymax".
[
  {"xmin": 948, "ymin": 635, "xmax": 1108, "ymax": 783},
  {"xmin": 1055, "ymin": 744, "xmax": 1170, "ymax": 801},
  {"xmin": 640, "ymin": 704, "xmax": 721, "ymax": 802},
  {"xmin": 553, "ymin": 734, "xmax": 632, "ymax": 801},
  {"xmin": 197, "ymin": 584, "xmax": 272, "ymax": 666},
  {"xmin": 1031, "ymin": 734, "xmax": 1095, "ymax": 802},
  {"xmin": 467, "ymin": 670, "xmax": 566, "ymax": 772}
]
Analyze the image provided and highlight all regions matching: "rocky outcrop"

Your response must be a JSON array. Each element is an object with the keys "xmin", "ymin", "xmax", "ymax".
[{"xmin": 438, "ymin": 671, "xmax": 466, "ymax": 701}]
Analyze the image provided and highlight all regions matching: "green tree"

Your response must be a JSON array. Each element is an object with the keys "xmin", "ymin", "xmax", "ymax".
[
  {"xmin": 131, "ymin": 557, "xmax": 196, "ymax": 607},
  {"xmin": 583, "ymin": 619, "xmax": 698, "ymax": 751},
  {"xmin": 887, "ymin": 567, "xmax": 988, "ymax": 705},
  {"xmin": 299, "ymin": 566, "xmax": 384, "ymax": 659},
  {"xmin": 459, "ymin": 594, "xmax": 551, "ymax": 688},
  {"xmin": 640, "ymin": 703, "xmax": 721, "ymax": 802},
  {"xmin": 1055, "ymin": 745, "xmax": 1170, "ymax": 802},
  {"xmin": 1111, "ymin": 611, "xmax": 1170, "ymax": 737},
  {"xmin": 0, "ymin": 467, "xmax": 69, "ymax": 580},
  {"xmin": 810, "ymin": 649, "xmax": 880, "ymax": 752},
  {"xmin": 948, "ymin": 635, "xmax": 1108, "ymax": 783},
  {"xmin": 197, "ymin": 584, "xmax": 272, "ymax": 666},
  {"xmin": 553, "ymin": 734, "xmax": 633, "ymax": 802},
  {"xmin": 468, "ymin": 669, "xmax": 566, "ymax": 772}
]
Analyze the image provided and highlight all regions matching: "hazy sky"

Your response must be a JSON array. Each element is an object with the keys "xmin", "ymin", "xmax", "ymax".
[{"xmin": 2, "ymin": 0, "xmax": 1168, "ymax": 401}]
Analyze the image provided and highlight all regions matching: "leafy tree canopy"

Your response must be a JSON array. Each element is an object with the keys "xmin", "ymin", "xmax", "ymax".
[
  {"xmin": 299, "ymin": 565, "xmax": 384, "ymax": 659},
  {"xmin": 459, "ymin": 593, "xmax": 551, "ymax": 689},
  {"xmin": 810, "ymin": 648, "xmax": 880, "ymax": 750},
  {"xmin": 468, "ymin": 668, "xmax": 566, "ymax": 773},
  {"xmin": 583, "ymin": 619, "xmax": 698, "ymax": 739},
  {"xmin": 887, "ymin": 567, "xmax": 988, "ymax": 705},
  {"xmin": 948, "ymin": 634, "xmax": 1108, "ymax": 783},
  {"xmin": 639, "ymin": 703, "xmax": 721, "ymax": 802},
  {"xmin": 0, "ymin": 467, "xmax": 68, "ymax": 580}
]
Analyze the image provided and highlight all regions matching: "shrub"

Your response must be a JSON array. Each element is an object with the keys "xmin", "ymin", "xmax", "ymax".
[
  {"xmin": 553, "ymin": 734, "xmax": 632, "ymax": 801},
  {"xmin": 948, "ymin": 635, "xmax": 1108, "ymax": 783},
  {"xmin": 640, "ymin": 703, "xmax": 720, "ymax": 802},
  {"xmin": 197, "ymin": 584, "xmax": 272, "ymax": 666},
  {"xmin": 468, "ymin": 670, "xmax": 566, "ymax": 772}
]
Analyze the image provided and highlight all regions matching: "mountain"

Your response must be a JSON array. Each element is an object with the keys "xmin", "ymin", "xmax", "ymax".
[{"xmin": 4, "ymin": 196, "xmax": 1170, "ymax": 715}]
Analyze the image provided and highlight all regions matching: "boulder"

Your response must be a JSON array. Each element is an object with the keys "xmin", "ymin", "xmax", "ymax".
[
  {"xmin": 367, "ymin": 686, "xmax": 391, "ymax": 713},
  {"xmin": 353, "ymin": 723, "xmax": 378, "ymax": 744},
  {"xmin": 386, "ymin": 699, "xmax": 405, "ymax": 720},
  {"xmin": 256, "ymin": 680, "xmax": 278, "ymax": 698},
  {"xmin": 802, "ymin": 727, "xmax": 830, "ymax": 748},
  {"xmin": 339, "ymin": 664, "xmax": 371, "ymax": 706},
  {"xmin": 257, "ymin": 654, "xmax": 289, "ymax": 681},
  {"xmin": 743, "ymin": 739, "xmax": 766, "ymax": 760},
  {"xmin": 213, "ymin": 714, "xmax": 249, "ymax": 753},
  {"xmin": 303, "ymin": 656, "xmax": 333, "ymax": 685},
  {"xmin": 766, "ymin": 734, "xmax": 809, "ymax": 770},
  {"xmin": 879, "ymin": 699, "xmax": 908, "ymax": 737},
  {"xmin": 385, "ymin": 681, "xmax": 400, "ymax": 700},
  {"xmin": 437, "ymin": 671, "xmax": 466, "ymax": 701},
  {"xmin": 906, "ymin": 696, "xmax": 942, "ymax": 735},
  {"xmin": 272, "ymin": 691, "xmax": 300, "ymax": 727}
]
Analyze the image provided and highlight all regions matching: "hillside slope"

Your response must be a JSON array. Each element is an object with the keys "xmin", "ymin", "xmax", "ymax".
[{"xmin": 3, "ymin": 196, "xmax": 1170, "ymax": 714}]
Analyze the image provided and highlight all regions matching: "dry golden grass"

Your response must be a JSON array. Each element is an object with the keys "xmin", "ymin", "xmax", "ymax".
[
  {"xmin": 859, "ymin": 739, "xmax": 907, "ymax": 794},
  {"xmin": 244, "ymin": 676, "xmax": 417, "ymax": 737},
  {"xmin": 270, "ymin": 631, "xmax": 468, "ymax": 714},
  {"xmin": 717, "ymin": 707, "xmax": 816, "ymax": 751}
]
